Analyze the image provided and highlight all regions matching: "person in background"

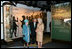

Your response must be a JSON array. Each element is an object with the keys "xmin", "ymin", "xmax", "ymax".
[
  {"xmin": 26, "ymin": 16, "xmax": 28, "ymax": 20},
  {"xmin": 13, "ymin": 16, "xmax": 18, "ymax": 37},
  {"xmin": 28, "ymin": 16, "xmax": 30, "ymax": 24},
  {"xmin": 20, "ymin": 15, "xmax": 25, "ymax": 28},
  {"xmin": 28, "ymin": 16, "xmax": 30, "ymax": 20},
  {"xmin": 30, "ymin": 15, "xmax": 33, "ymax": 22},
  {"xmin": 22, "ymin": 19, "xmax": 31, "ymax": 48},
  {"xmin": 9, "ymin": 15, "xmax": 13, "ymax": 38},
  {"xmin": 36, "ymin": 18, "xmax": 44, "ymax": 48},
  {"xmin": 30, "ymin": 18, "xmax": 38, "ymax": 44}
]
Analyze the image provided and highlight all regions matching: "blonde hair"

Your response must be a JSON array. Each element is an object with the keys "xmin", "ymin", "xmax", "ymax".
[{"xmin": 38, "ymin": 18, "xmax": 43, "ymax": 24}]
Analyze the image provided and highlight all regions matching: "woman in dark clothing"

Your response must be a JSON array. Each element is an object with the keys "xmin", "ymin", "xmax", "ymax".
[{"xmin": 13, "ymin": 16, "xmax": 18, "ymax": 37}]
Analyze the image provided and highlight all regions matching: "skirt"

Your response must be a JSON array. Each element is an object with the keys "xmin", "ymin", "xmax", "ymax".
[{"xmin": 36, "ymin": 32, "xmax": 43, "ymax": 42}]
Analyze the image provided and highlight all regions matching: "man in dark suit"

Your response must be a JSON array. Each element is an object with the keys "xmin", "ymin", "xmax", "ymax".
[
  {"xmin": 30, "ymin": 18, "xmax": 38, "ymax": 44},
  {"xmin": 20, "ymin": 16, "xmax": 25, "ymax": 28}
]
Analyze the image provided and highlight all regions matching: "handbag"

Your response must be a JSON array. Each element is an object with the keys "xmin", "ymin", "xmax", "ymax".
[{"xmin": 23, "ymin": 35, "xmax": 25, "ymax": 37}]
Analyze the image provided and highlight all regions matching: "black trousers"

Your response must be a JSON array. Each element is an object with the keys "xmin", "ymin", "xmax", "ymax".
[{"xmin": 31, "ymin": 34, "xmax": 36, "ymax": 43}]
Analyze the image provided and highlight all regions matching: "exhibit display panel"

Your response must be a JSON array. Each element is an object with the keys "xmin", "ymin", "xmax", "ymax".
[
  {"xmin": 3, "ymin": 5, "xmax": 47, "ymax": 41},
  {"xmin": 4, "ymin": 5, "xmax": 12, "ymax": 40},
  {"xmin": 51, "ymin": 2, "xmax": 71, "ymax": 41}
]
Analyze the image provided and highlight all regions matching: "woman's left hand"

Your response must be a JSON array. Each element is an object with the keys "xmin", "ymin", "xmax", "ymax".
[{"xmin": 35, "ymin": 30, "xmax": 37, "ymax": 32}]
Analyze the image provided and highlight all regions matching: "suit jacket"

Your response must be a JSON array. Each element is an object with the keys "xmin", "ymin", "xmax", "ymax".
[{"xmin": 30, "ymin": 22, "xmax": 38, "ymax": 36}]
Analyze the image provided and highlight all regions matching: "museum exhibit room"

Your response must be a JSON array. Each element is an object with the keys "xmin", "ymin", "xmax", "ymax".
[{"xmin": 1, "ymin": 0, "xmax": 71, "ymax": 48}]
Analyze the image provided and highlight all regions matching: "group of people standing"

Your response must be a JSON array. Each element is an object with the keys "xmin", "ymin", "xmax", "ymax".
[
  {"xmin": 10, "ymin": 15, "xmax": 44, "ymax": 48},
  {"xmin": 21, "ymin": 15, "xmax": 44, "ymax": 48}
]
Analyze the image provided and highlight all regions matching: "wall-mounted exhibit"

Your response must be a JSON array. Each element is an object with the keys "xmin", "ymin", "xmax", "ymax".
[
  {"xmin": 51, "ymin": 2, "xmax": 71, "ymax": 41},
  {"xmin": 3, "ymin": 4, "xmax": 47, "ymax": 41}
]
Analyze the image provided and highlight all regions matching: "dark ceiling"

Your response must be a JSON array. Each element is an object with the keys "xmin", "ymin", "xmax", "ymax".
[{"xmin": 2, "ymin": 0, "xmax": 71, "ymax": 11}]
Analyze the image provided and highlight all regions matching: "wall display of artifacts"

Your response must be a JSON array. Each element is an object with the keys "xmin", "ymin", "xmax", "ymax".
[
  {"xmin": 4, "ymin": 5, "xmax": 12, "ymax": 41},
  {"xmin": 3, "ymin": 5, "xmax": 47, "ymax": 41},
  {"xmin": 51, "ymin": 2, "xmax": 71, "ymax": 41}
]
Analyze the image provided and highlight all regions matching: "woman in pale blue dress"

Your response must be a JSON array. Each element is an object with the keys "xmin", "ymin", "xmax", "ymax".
[{"xmin": 22, "ymin": 19, "xmax": 31, "ymax": 47}]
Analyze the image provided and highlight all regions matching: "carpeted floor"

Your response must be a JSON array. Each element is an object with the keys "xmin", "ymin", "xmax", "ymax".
[{"xmin": 1, "ymin": 33, "xmax": 71, "ymax": 48}]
